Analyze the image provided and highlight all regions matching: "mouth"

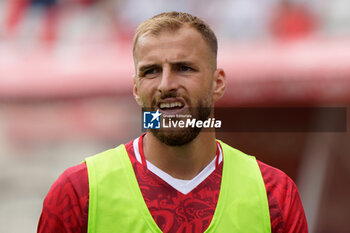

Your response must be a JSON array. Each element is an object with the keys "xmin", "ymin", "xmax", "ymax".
[{"xmin": 157, "ymin": 98, "xmax": 186, "ymax": 115}]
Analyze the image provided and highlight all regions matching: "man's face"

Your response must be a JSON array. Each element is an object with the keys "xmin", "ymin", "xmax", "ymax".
[{"xmin": 133, "ymin": 26, "xmax": 224, "ymax": 146}]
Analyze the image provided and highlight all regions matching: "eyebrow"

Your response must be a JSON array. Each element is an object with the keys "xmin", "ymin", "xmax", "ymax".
[
  {"xmin": 139, "ymin": 61, "xmax": 196, "ymax": 70},
  {"xmin": 173, "ymin": 61, "xmax": 196, "ymax": 67},
  {"xmin": 137, "ymin": 61, "xmax": 198, "ymax": 75}
]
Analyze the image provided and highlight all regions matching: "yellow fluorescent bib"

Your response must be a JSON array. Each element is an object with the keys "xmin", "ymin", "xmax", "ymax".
[{"xmin": 85, "ymin": 140, "xmax": 271, "ymax": 233}]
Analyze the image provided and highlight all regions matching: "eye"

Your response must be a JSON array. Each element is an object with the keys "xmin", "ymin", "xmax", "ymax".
[
  {"xmin": 179, "ymin": 65, "xmax": 193, "ymax": 72},
  {"xmin": 141, "ymin": 68, "xmax": 160, "ymax": 77},
  {"xmin": 145, "ymin": 69, "xmax": 157, "ymax": 75},
  {"xmin": 180, "ymin": 66, "xmax": 191, "ymax": 71}
]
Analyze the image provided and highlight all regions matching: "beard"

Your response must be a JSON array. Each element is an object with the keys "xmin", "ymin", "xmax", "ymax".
[{"xmin": 150, "ymin": 98, "xmax": 213, "ymax": 146}]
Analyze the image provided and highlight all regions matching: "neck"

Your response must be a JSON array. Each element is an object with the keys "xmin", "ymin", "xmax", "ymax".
[{"xmin": 143, "ymin": 131, "xmax": 217, "ymax": 180}]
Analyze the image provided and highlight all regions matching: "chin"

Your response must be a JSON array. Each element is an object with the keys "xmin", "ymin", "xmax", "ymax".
[{"xmin": 150, "ymin": 127, "xmax": 202, "ymax": 146}]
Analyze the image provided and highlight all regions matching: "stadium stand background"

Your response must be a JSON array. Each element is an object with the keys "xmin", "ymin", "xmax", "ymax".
[{"xmin": 0, "ymin": 0, "xmax": 350, "ymax": 232}]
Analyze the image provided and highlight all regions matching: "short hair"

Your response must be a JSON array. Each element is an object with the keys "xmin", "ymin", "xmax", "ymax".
[{"xmin": 133, "ymin": 11, "xmax": 218, "ymax": 59}]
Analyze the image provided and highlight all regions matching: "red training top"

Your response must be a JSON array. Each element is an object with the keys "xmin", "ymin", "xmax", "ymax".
[{"xmin": 38, "ymin": 138, "xmax": 308, "ymax": 233}]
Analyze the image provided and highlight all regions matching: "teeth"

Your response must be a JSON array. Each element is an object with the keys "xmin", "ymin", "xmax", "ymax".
[
  {"xmin": 160, "ymin": 101, "xmax": 183, "ymax": 109},
  {"xmin": 160, "ymin": 103, "xmax": 170, "ymax": 109}
]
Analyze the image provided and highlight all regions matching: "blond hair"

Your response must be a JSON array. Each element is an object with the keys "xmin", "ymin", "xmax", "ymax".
[{"xmin": 133, "ymin": 12, "xmax": 217, "ymax": 59}]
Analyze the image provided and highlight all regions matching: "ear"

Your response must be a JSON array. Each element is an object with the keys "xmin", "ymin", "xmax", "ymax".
[
  {"xmin": 133, "ymin": 76, "xmax": 142, "ymax": 106},
  {"xmin": 212, "ymin": 68, "xmax": 226, "ymax": 102}
]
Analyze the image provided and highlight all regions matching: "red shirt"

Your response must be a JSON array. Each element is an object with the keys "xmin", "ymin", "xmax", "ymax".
[{"xmin": 38, "ymin": 139, "xmax": 308, "ymax": 233}]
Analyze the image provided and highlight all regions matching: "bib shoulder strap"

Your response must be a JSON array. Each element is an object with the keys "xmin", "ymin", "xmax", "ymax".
[
  {"xmin": 206, "ymin": 140, "xmax": 271, "ymax": 233},
  {"xmin": 85, "ymin": 145, "xmax": 161, "ymax": 233}
]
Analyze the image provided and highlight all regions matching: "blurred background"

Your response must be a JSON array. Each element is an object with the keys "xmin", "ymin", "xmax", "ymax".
[{"xmin": 0, "ymin": 0, "xmax": 349, "ymax": 232}]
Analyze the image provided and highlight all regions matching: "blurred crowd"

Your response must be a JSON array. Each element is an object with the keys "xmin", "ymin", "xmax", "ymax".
[{"xmin": 1, "ymin": 0, "xmax": 350, "ymax": 47}]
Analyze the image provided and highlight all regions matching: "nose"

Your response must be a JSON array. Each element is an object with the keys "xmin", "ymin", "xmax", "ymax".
[{"xmin": 158, "ymin": 65, "xmax": 179, "ymax": 94}]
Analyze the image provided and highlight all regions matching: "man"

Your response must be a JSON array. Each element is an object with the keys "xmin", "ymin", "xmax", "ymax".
[{"xmin": 38, "ymin": 12, "xmax": 308, "ymax": 233}]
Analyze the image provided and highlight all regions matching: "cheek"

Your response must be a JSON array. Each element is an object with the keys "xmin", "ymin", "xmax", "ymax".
[
  {"xmin": 137, "ymin": 80, "xmax": 158, "ymax": 105},
  {"xmin": 192, "ymin": 77, "xmax": 213, "ymax": 96},
  {"xmin": 191, "ymin": 79, "xmax": 214, "ymax": 105}
]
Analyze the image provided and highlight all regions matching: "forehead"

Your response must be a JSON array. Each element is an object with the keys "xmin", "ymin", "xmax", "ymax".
[{"xmin": 134, "ymin": 26, "xmax": 212, "ymax": 66}]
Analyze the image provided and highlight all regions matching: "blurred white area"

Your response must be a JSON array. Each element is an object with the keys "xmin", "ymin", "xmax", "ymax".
[
  {"xmin": 0, "ymin": 0, "xmax": 350, "ymax": 233},
  {"xmin": 1, "ymin": 0, "xmax": 350, "ymax": 46},
  {"xmin": 0, "ymin": 97, "xmax": 140, "ymax": 233}
]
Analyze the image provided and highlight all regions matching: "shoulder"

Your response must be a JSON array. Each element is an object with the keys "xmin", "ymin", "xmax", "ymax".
[
  {"xmin": 43, "ymin": 162, "xmax": 89, "ymax": 210},
  {"xmin": 38, "ymin": 163, "xmax": 89, "ymax": 233},
  {"xmin": 49, "ymin": 163, "xmax": 89, "ymax": 198},
  {"xmin": 257, "ymin": 160, "xmax": 295, "ymax": 192},
  {"xmin": 257, "ymin": 160, "xmax": 308, "ymax": 233}
]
